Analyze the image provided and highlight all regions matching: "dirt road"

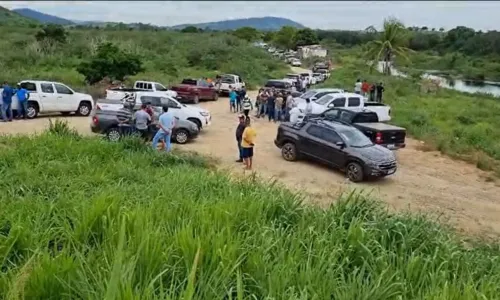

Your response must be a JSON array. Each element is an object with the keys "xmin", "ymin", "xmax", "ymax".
[{"xmin": 1, "ymin": 94, "xmax": 500, "ymax": 238}]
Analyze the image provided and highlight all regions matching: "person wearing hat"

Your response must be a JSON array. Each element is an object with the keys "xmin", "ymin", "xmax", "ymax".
[{"xmin": 235, "ymin": 114, "xmax": 246, "ymax": 163}]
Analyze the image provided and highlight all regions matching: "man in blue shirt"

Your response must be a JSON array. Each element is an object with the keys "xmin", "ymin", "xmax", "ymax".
[
  {"xmin": 15, "ymin": 84, "xmax": 29, "ymax": 119},
  {"xmin": 2, "ymin": 81, "xmax": 14, "ymax": 122},
  {"xmin": 229, "ymin": 86, "xmax": 237, "ymax": 113},
  {"xmin": 152, "ymin": 106, "xmax": 175, "ymax": 152}
]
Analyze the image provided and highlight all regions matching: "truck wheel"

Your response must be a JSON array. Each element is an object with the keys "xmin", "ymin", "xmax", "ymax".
[
  {"xmin": 281, "ymin": 142, "xmax": 298, "ymax": 161},
  {"xmin": 173, "ymin": 129, "xmax": 189, "ymax": 144},
  {"xmin": 187, "ymin": 118, "xmax": 202, "ymax": 130},
  {"xmin": 77, "ymin": 102, "xmax": 92, "ymax": 116},
  {"xmin": 193, "ymin": 95, "xmax": 200, "ymax": 104},
  {"xmin": 106, "ymin": 127, "xmax": 122, "ymax": 142},
  {"xmin": 26, "ymin": 102, "xmax": 39, "ymax": 119},
  {"xmin": 213, "ymin": 92, "xmax": 218, "ymax": 101},
  {"xmin": 346, "ymin": 162, "xmax": 364, "ymax": 182}
]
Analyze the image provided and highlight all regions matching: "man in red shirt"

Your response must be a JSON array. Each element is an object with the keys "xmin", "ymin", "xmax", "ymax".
[{"xmin": 361, "ymin": 80, "xmax": 370, "ymax": 96}]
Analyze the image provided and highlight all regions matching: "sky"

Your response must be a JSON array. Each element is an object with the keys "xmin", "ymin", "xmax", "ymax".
[{"xmin": 1, "ymin": 1, "xmax": 499, "ymax": 31}]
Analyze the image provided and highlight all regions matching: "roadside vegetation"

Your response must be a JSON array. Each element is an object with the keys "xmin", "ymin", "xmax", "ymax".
[{"xmin": 1, "ymin": 122, "xmax": 500, "ymax": 299}]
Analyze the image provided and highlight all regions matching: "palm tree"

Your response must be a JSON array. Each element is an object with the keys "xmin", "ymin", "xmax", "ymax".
[{"xmin": 364, "ymin": 17, "xmax": 413, "ymax": 75}]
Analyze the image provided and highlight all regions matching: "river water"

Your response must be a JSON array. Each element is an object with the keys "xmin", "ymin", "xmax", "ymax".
[{"xmin": 376, "ymin": 62, "xmax": 500, "ymax": 97}]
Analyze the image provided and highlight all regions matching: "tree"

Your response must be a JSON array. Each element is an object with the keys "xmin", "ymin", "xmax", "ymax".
[
  {"xmin": 364, "ymin": 18, "xmax": 413, "ymax": 74},
  {"xmin": 293, "ymin": 28, "xmax": 319, "ymax": 47},
  {"xmin": 262, "ymin": 31, "xmax": 275, "ymax": 43},
  {"xmin": 273, "ymin": 26, "xmax": 297, "ymax": 49},
  {"xmin": 181, "ymin": 26, "xmax": 200, "ymax": 33},
  {"xmin": 232, "ymin": 27, "xmax": 260, "ymax": 42},
  {"xmin": 35, "ymin": 24, "xmax": 67, "ymax": 44},
  {"xmin": 76, "ymin": 42, "xmax": 144, "ymax": 84}
]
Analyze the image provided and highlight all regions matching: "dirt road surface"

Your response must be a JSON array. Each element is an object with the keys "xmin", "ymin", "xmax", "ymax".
[{"xmin": 1, "ymin": 84, "xmax": 500, "ymax": 238}]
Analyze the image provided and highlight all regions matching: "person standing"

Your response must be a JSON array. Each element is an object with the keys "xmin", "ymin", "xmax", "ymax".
[
  {"xmin": 133, "ymin": 104, "xmax": 152, "ymax": 141},
  {"xmin": 15, "ymin": 84, "xmax": 29, "ymax": 119},
  {"xmin": 2, "ymin": 81, "xmax": 14, "ymax": 122},
  {"xmin": 266, "ymin": 91, "xmax": 276, "ymax": 122},
  {"xmin": 305, "ymin": 98, "xmax": 313, "ymax": 115},
  {"xmin": 241, "ymin": 117, "xmax": 256, "ymax": 170},
  {"xmin": 258, "ymin": 89, "xmax": 268, "ymax": 118},
  {"xmin": 301, "ymin": 76, "xmax": 307, "ymax": 92},
  {"xmin": 369, "ymin": 83, "xmax": 376, "ymax": 102},
  {"xmin": 285, "ymin": 92, "xmax": 295, "ymax": 121},
  {"xmin": 361, "ymin": 80, "xmax": 369, "ymax": 97},
  {"xmin": 354, "ymin": 79, "xmax": 362, "ymax": 94},
  {"xmin": 238, "ymin": 86, "xmax": 246, "ymax": 112},
  {"xmin": 152, "ymin": 106, "xmax": 175, "ymax": 152},
  {"xmin": 274, "ymin": 93, "xmax": 284, "ymax": 122},
  {"xmin": 376, "ymin": 82, "xmax": 385, "ymax": 103},
  {"xmin": 235, "ymin": 114, "xmax": 246, "ymax": 163},
  {"xmin": 229, "ymin": 86, "xmax": 237, "ymax": 113},
  {"xmin": 289, "ymin": 105, "xmax": 301, "ymax": 123},
  {"xmin": 241, "ymin": 96, "xmax": 253, "ymax": 118}
]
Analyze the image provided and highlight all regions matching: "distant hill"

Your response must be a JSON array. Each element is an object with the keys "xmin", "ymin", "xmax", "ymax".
[
  {"xmin": 171, "ymin": 17, "xmax": 305, "ymax": 31},
  {"xmin": 12, "ymin": 8, "xmax": 74, "ymax": 25},
  {"xmin": 0, "ymin": 6, "xmax": 38, "ymax": 26}
]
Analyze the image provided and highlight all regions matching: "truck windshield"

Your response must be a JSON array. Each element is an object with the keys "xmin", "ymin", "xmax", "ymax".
[
  {"xmin": 221, "ymin": 76, "xmax": 235, "ymax": 84},
  {"xmin": 338, "ymin": 128, "xmax": 373, "ymax": 148},
  {"xmin": 181, "ymin": 79, "xmax": 197, "ymax": 85},
  {"xmin": 300, "ymin": 90, "xmax": 317, "ymax": 99},
  {"xmin": 352, "ymin": 113, "xmax": 379, "ymax": 123}
]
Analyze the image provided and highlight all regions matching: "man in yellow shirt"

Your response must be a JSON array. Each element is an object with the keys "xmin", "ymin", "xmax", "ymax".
[{"xmin": 241, "ymin": 117, "xmax": 256, "ymax": 170}]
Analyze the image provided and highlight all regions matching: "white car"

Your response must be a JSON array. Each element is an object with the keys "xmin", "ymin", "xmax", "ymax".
[
  {"xmin": 291, "ymin": 59, "xmax": 302, "ymax": 67},
  {"xmin": 1, "ymin": 80, "xmax": 94, "ymax": 119},
  {"xmin": 312, "ymin": 73, "xmax": 325, "ymax": 83},
  {"xmin": 296, "ymin": 92, "xmax": 391, "ymax": 122},
  {"xmin": 293, "ymin": 88, "xmax": 344, "ymax": 105},
  {"xmin": 96, "ymin": 92, "xmax": 211, "ymax": 130}
]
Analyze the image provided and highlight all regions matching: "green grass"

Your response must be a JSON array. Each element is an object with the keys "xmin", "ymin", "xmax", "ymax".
[
  {"xmin": 0, "ymin": 121, "xmax": 500, "ymax": 299},
  {"xmin": 0, "ymin": 6, "xmax": 38, "ymax": 27},
  {"xmin": 0, "ymin": 26, "xmax": 288, "ymax": 95},
  {"xmin": 320, "ymin": 54, "xmax": 500, "ymax": 176}
]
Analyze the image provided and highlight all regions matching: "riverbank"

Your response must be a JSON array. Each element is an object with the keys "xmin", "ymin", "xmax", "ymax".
[{"xmin": 320, "ymin": 54, "xmax": 500, "ymax": 178}]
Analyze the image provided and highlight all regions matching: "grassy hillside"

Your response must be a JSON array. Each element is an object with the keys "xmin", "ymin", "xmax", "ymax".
[
  {"xmin": 12, "ymin": 8, "xmax": 74, "ymax": 25},
  {"xmin": 0, "ymin": 123, "xmax": 499, "ymax": 298},
  {"xmin": 0, "ymin": 26, "xmax": 288, "ymax": 94},
  {"xmin": 172, "ymin": 16, "xmax": 305, "ymax": 31},
  {"xmin": 0, "ymin": 6, "xmax": 38, "ymax": 26}
]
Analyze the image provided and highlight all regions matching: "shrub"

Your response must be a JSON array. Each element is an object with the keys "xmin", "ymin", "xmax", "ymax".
[{"xmin": 35, "ymin": 24, "xmax": 67, "ymax": 44}]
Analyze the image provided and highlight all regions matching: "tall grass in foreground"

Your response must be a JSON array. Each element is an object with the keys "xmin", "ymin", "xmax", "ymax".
[{"xmin": 0, "ymin": 127, "xmax": 500, "ymax": 299}]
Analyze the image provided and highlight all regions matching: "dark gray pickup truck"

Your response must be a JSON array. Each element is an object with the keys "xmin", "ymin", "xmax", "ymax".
[{"xmin": 308, "ymin": 108, "xmax": 406, "ymax": 150}]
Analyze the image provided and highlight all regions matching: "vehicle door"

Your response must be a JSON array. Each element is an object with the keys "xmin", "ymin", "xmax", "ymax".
[
  {"xmin": 54, "ymin": 83, "xmax": 79, "ymax": 112},
  {"xmin": 300, "ymin": 124, "xmax": 334, "ymax": 165},
  {"xmin": 38, "ymin": 82, "xmax": 58, "ymax": 112},
  {"xmin": 197, "ymin": 80, "xmax": 212, "ymax": 99},
  {"xmin": 347, "ymin": 97, "xmax": 362, "ymax": 108},
  {"xmin": 326, "ymin": 97, "xmax": 346, "ymax": 109},
  {"xmin": 18, "ymin": 81, "xmax": 39, "ymax": 109},
  {"xmin": 321, "ymin": 130, "xmax": 347, "ymax": 167},
  {"xmin": 166, "ymin": 98, "xmax": 183, "ymax": 120}
]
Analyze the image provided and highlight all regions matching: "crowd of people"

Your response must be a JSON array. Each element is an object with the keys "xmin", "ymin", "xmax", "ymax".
[
  {"xmin": 354, "ymin": 79, "xmax": 385, "ymax": 103},
  {"xmin": 1, "ymin": 82, "xmax": 30, "ymax": 122}
]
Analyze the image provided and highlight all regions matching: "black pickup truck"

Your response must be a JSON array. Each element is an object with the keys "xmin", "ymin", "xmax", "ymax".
[{"xmin": 308, "ymin": 108, "xmax": 406, "ymax": 150}]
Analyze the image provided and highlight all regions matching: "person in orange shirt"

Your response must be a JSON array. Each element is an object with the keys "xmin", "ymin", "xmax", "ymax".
[
  {"xmin": 241, "ymin": 117, "xmax": 256, "ymax": 170},
  {"xmin": 361, "ymin": 80, "xmax": 370, "ymax": 96}
]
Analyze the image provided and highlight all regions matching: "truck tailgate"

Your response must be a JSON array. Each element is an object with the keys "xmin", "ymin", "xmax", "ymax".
[{"xmin": 355, "ymin": 122, "xmax": 406, "ymax": 147}]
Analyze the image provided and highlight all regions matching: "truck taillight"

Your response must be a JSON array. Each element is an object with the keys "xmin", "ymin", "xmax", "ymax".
[
  {"xmin": 92, "ymin": 116, "xmax": 98, "ymax": 125},
  {"xmin": 375, "ymin": 132, "xmax": 383, "ymax": 144},
  {"xmin": 96, "ymin": 104, "xmax": 101, "ymax": 110}
]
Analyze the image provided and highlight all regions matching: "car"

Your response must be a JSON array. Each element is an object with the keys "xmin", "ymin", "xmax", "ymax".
[
  {"xmin": 90, "ymin": 105, "xmax": 199, "ymax": 144},
  {"xmin": 315, "ymin": 68, "xmax": 331, "ymax": 79},
  {"xmin": 105, "ymin": 81, "xmax": 178, "ymax": 101},
  {"xmin": 96, "ymin": 92, "xmax": 211, "ymax": 130},
  {"xmin": 216, "ymin": 74, "xmax": 245, "ymax": 95},
  {"xmin": 1, "ymin": 80, "xmax": 94, "ymax": 119},
  {"xmin": 294, "ymin": 88, "xmax": 345, "ymax": 104},
  {"xmin": 264, "ymin": 79, "xmax": 295, "ymax": 94},
  {"xmin": 274, "ymin": 119, "xmax": 397, "ymax": 182},
  {"xmin": 312, "ymin": 73, "xmax": 325, "ymax": 83},
  {"xmin": 170, "ymin": 78, "xmax": 218, "ymax": 104},
  {"xmin": 308, "ymin": 107, "xmax": 406, "ymax": 150},
  {"xmin": 291, "ymin": 59, "xmax": 302, "ymax": 67}
]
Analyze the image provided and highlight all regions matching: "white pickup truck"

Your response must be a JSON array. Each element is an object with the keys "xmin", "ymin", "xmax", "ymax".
[
  {"xmin": 106, "ymin": 81, "xmax": 177, "ymax": 101},
  {"xmin": 297, "ymin": 92, "xmax": 391, "ymax": 122},
  {"xmin": 96, "ymin": 91, "xmax": 211, "ymax": 130},
  {"xmin": 0, "ymin": 80, "xmax": 94, "ymax": 119},
  {"xmin": 216, "ymin": 74, "xmax": 245, "ymax": 94}
]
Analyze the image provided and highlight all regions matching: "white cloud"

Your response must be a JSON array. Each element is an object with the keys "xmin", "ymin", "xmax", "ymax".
[{"xmin": 1, "ymin": 1, "xmax": 499, "ymax": 31}]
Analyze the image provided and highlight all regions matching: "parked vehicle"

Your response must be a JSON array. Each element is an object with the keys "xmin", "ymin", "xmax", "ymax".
[
  {"xmin": 96, "ymin": 93, "xmax": 211, "ymax": 130},
  {"xmin": 285, "ymin": 73, "xmax": 300, "ymax": 85},
  {"xmin": 90, "ymin": 104, "xmax": 199, "ymax": 144},
  {"xmin": 316, "ymin": 68, "xmax": 331, "ymax": 79},
  {"xmin": 274, "ymin": 119, "xmax": 397, "ymax": 182},
  {"xmin": 312, "ymin": 73, "xmax": 325, "ymax": 83},
  {"xmin": 299, "ymin": 72, "xmax": 316, "ymax": 85},
  {"xmin": 1, "ymin": 80, "xmax": 93, "ymax": 119},
  {"xmin": 264, "ymin": 80, "xmax": 295, "ymax": 94},
  {"xmin": 290, "ymin": 59, "xmax": 302, "ymax": 67},
  {"xmin": 296, "ymin": 92, "xmax": 392, "ymax": 122},
  {"xmin": 170, "ymin": 78, "xmax": 218, "ymax": 104},
  {"xmin": 295, "ymin": 88, "xmax": 344, "ymax": 104},
  {"xmin": 310, "ymin": 107, "xmax": 406, "ymax": 150},
  {"xmin": 106, "ymin": 81, "xmax": 177, "ymax": 101},
  {"xmin": 216, "ymin": 74, "xmax": 245, "ymax": 95}
]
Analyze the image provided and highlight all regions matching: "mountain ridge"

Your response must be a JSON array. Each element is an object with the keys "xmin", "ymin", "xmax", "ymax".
[{"xmin": 12, "ymin": 8, "xmax": 74, "ymax": 25}]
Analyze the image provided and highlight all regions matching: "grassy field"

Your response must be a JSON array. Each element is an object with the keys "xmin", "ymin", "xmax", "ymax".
[
  {"xmin": 0, "ymin": 122, "xmax": 499, "ymax": 299},
  {"xmin": 0, "ymin": 26, "xmax": 288, "ymax": 95},
  {"xmin": 319, "ymin": 53, "xmax": 500, "ymax": 177}
]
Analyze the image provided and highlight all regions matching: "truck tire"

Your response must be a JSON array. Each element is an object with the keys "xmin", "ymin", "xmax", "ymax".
[
  {"xmin": 26, "ymin": 101, "xmax": 39, "ymax": 119},
  {"xmin": 346, "ymin": 161, "xmax": 364, "ymax": 182},
  {"xmin": 173, "ymin": 129, "xmax": 189, "ymax": 144},
  {"xmin": 106, "ymin": 127, "xmax": 122, "ymax": 142},
  {"xmin": 193, "ymin": 95, "xmax": 200, "ymax": 104},
  {"xmin": 212, "ymin": 92, "xmax": 218, "ymax": 101},
  {"xmin": 77, "ymin": 101, "xmax": 92, "ymax": 116},
  {"xmin": 281, "ymin": 142, "xmax": 298, "ymax": 161}
]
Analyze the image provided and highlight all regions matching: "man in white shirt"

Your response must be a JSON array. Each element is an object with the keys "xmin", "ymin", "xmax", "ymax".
[
  {"xmin": 301, "ymin": 76, "xmax": 307, "ymax": 92},
  {"xmin": 304, "ymin": 98, "xmax": 313, "ymax": 115},
  {"xmin": 285, "ymin": 92, "xmax": 295, "ymax": 121},
  {"xmin": 354, "ymin": 79, "xmax": 362, "ymax": 94}
]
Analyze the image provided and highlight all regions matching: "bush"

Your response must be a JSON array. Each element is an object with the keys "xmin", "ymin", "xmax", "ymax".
[{"xmin": 35, "ymin": 24, "xmax": 67, "ymax": 44}]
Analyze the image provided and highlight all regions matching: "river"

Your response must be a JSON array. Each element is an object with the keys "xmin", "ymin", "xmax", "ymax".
[{"xmin": 376, "ymin": 62, "xmax": 500, "ymax": 97}]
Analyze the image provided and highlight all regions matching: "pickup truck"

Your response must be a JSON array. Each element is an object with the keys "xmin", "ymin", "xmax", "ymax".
[
  {"xmin": 1, "ymin": 80, "xmax": 93, "ymax": 119},
  {"xmin": 96, "ymin": 92, "xmax": 211, "ymax": 130},
  {"xmin": 264, "ymin": 80, "xmax": 295, "ymax": 94},
  {"xmin": 170, "ymin": 78, "xmax": 218, "ymax": 104},
  {"xmin": 315, "ymin": 68, "xmax": 330, "ymax": 79},
  {"xmin": 297, "ymin": 92, "xmax": 391, "ymax": 122},
  {"xmin": 106, "ymin": 81, "xmax": 177, "ymax": 101},
  {"xmin": 274, "ymin": 118, "xmax": 397, "ymax": 182},
  {"xmin": 90, "ymin": 102, "xmax": 199, "ymax": 144},
  {"xmin": 216, "ymin": 74, "xmax": 245, "ymax": 95},
  {"xmin": 310, "ymin": 107, "xmax": 406, "ymax": 150}
]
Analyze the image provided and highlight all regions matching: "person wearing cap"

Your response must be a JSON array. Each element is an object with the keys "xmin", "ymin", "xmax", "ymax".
[
  {"xmin": 241, "ymin": 117, "xmax": 256, "ymax": 170},
  {"xmin": 235, "ymin": 114, "xmax": 246, "ymax": 163}
]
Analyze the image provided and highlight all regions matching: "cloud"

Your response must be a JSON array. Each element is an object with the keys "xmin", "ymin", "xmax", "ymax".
[{"xmin": 1, "ymin": 1, "xmax": 499, "ymax": 31}]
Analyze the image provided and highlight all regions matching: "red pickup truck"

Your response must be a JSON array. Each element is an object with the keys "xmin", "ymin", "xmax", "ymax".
[{"xmin": 170, "ymin": 78, "xmax": 219, "ymax": 104}]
